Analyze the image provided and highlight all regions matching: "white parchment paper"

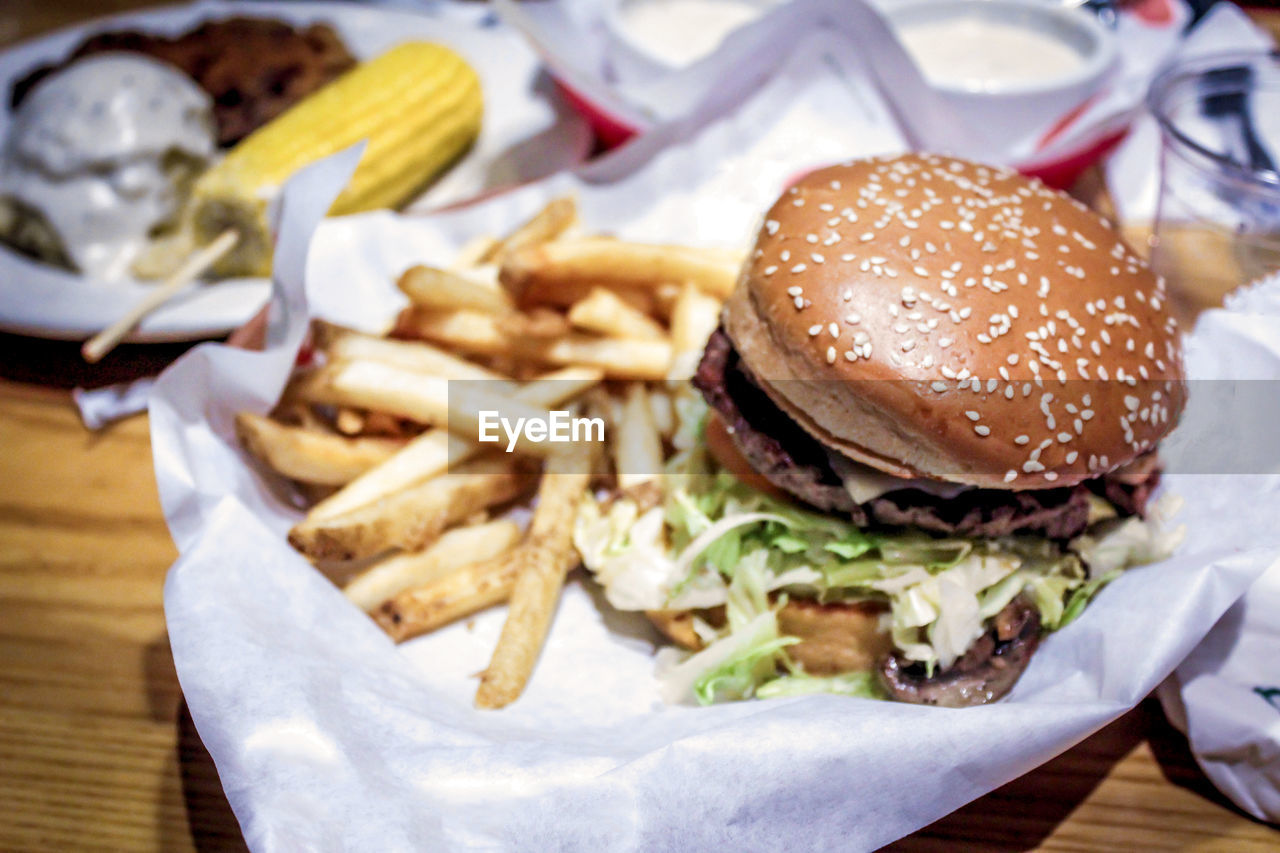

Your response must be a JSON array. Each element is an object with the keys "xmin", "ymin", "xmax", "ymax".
[
  {"xmin": 154, "ymin": 58, "xmax": 1280, "ymax": 853},
  {"xmin": 1157, "ymin": 273, "xmax": 1280, "ymax": 825}
]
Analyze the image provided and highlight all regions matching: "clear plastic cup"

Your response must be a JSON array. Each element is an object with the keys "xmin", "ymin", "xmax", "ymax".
[{"xmin": 1147, "ymin": 50, "xmax": 1280, "ymax": 323}]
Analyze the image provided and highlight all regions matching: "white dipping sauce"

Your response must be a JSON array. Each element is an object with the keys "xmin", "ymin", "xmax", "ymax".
[
  {"xmin": 618, "ymin": 0, "xmax": 777, "ymax": 66},
  {"xmin": 898, "ymin": 19, "xmax": 1083, "ymax": 87},
  {"xmin": 0, "ymin": 53, "xmax": 215, "ymax": 279}
]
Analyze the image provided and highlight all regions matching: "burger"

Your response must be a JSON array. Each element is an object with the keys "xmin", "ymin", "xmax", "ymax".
[{"xmin": 574, "ymin": 153, "xmax": 1186, "ymax": 707}]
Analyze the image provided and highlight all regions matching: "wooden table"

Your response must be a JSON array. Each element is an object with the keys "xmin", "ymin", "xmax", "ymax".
[{"xmin": 2, "ymin": 3, "xmax": 1279, "ymax": 851}]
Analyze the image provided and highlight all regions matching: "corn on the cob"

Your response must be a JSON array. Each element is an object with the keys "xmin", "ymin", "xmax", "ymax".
[{"xmin": 190, "ymin": 41, "xmax": 483, "ymax": 276}]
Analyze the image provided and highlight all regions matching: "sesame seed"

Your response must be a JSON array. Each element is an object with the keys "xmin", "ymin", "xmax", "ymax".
[
  {"xmin": 974, "ymin": 425, "xmax": 991, "ymax": 436},
  {"xmin": 826, "ymin": 346, "xmax": 836, "ymax": 364},
  {"xmin": 829, "ymin": 322, "xmax": 839, "ymax": 337},
  {"xmin": 808, "ymin": 324, "xmax": 822, "ymax": 336},
  {"xmin": 787, "ymin": 286, "xmax": 802, "ymax": 296},
  {"xmin": 765, "ymin": 220, "xmax": 779, "ymax": 235},
  {"xmin": 965, "ymin": 411, "xmax": 980, "ymax": 421},
  {"xmin": 1004, "ymin": 470, "xmax": 1018, "ymax": 483},
  {"xmin": 792, "ymin": 264, "xmax": 807, "ymax": 274}
]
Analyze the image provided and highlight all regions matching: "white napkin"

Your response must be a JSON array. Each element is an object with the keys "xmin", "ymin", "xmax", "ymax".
[
  {"xmin": 1157, "ymin": 272, "xmax": 1280, "ymax": 824},
  {"xmin": 72, "ymin": 379, "xmax": 155, "ymax": 430},
  {"xmin": 151, "ymin": 49, "xmax": 1280, "ymax": 851}
]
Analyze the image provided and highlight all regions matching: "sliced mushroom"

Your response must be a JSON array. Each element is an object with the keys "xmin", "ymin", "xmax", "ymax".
[{"xmin": 878, "ymin": 597, "xmax": 1041, "ymax": 707}]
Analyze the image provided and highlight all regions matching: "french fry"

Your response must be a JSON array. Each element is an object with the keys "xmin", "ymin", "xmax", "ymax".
[
  {"xmin": 475, "ymin": 442, "xmax": 597, "ymax": 709},
  {"xmin": 288, "ymin": 453, "xmax": 534, "ymax": 561},
  {"xmin": 294, "ymin": 360, "xmax": 451, "ymax": 426},
  {"xmin": 653, "ymin": 282, "xmax": 684, "ymax": 320},
  {"xmin": 648, "ymin": 387, "xmax": 675, "ymax": 439},
  {"xmin": 334, "ymin": 408, "xmax": 366, "ymax": 435},
  {"xmin": 400, "ymin": 310, "xmax": 673, "ymax": 379},
  {"xmin": 452, "ymin": 234, "xmax": 499, "ymax": 269},
  {"xmin": 645, "ymin": 610, "xmax": 703, "ymax": 650},
  {"xmin": 397, "ymin": 264, "xmax": 514, "ymax": 315},
  {"xmin": 446, "ymin": 384, "xmax": 583, "ymax": 458},
  {"xmin": 344, "ymin": 519, "xmax": 521, "ymax": 612},
  {"xmin": 236, "ymin": 412, "xmax": 402, "ymax": 485},
  {"xmin": 304, "ymin": 366, "xmax": 603, "ymax": 522},
  {"xmin": 271, "ymin": 400, "xmax": 327, "ymax": 430},
  {"xmin": 494, "ymin": 307, "xmax": 572, "ymax": 340},
  {"xmin": 396, "ymin": 308, "xmax": 507, "ymax": 356},
  {"xmin": 360, "ymin": 411, "xmax": 412, "ymax": 438},
  {"xmin": 310, "ymin": 429, "xmax": 469, "ymax": 521},
  {"xmin": 499, "ymin": 238, "xmax": 741, "ymax": 307},
  {"xmin": 315, "ymin": 321, "xmax": 509, "ymax": 382},
  {"xmin": 479, "ymin": 196, "xmax": 578, "ymax": 265},
  {"xmin": 667, "ymin": 282, "xmax": 722, "ymax": 379},
  {"xmin": 567, "ymin": 287, "xmax": 667, "ymax": 341},
  {"xmin": 613, "ymin": 383, "xmax": 663, "ymax": 491},
  {"xmin": 536, "ymin": 336, "xmax": 672, "ymax": 380},
  {"xmin": 374, "ymin": 549, "xmax": 524, "ymax": 641}
]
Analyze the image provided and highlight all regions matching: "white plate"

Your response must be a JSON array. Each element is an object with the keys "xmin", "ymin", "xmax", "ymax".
[{"xmin": 0, "ymin": 0, "xmax": 591, "ymax": 342}]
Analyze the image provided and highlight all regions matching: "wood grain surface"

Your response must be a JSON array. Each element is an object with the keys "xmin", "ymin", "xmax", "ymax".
[{"xmin": 2, "ymin": 3, "xmax": 1279, "ymax": 851}]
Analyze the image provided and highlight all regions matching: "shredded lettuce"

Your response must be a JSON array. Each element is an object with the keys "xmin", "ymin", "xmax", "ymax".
[
  {"xmin": 575, "ymin": 394, "xmax": 1184, "ymax": 704},
  {"xmin": 660, "ymin": 552, "xmax": 797, "ymax": 705},
  {"xmin": 755, "ymin": 672, "xmax": 885, "ymax": 700},
  {"xmin": 1068, "ymin": 496, "xmax": 1186, "ymax": 578}
]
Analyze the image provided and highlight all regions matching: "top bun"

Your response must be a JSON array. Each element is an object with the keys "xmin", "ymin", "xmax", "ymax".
[{"xmin": 722, "ymin": 153, "xmax": 1186, "ymax": 489}]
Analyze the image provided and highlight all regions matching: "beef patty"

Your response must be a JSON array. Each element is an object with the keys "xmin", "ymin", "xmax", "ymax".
[{"xmin": 693, "ymin": 327, "xmax": 1158, "ymax": 540}]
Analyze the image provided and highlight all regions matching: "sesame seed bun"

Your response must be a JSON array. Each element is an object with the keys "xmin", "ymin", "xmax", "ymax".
[{"xmin": 722, "ymin": 153, "xmax": 1186, "ymax": 490}]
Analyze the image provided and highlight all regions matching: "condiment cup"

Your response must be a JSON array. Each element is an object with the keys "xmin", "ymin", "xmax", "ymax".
[{"xmin": 883, "ymin": 0, "xmax": 1118, "ymax": 146}]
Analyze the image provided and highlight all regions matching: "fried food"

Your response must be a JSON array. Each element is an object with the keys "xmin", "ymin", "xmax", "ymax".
[
  {"xmin": 568, "ymin": 287, "xmax": 667, "ymax": 341},
  {"xmin": 499, "ymin": 238, "xmax": 740, "ymax": 307},
  {"xmin": 474, "ymin": 443, "xmax": 597, "ymax": 709},
  {"xmin": 235, "ymin": 412, "xmax": 402, "ymax": 486},
  {"xmin": 288, "ymin": 453, "xmax": 535, "ymax": 561},
  {"xmin": 344, "ymin": 519, "xmax": 521, "ymax": 612},
  {"xmin": 11, "ymin": 18, "xmax": 357, "ymax": 147},
  {"xmin": 238, "ymin": 202, "xmax": 745, "ymax": 706}
]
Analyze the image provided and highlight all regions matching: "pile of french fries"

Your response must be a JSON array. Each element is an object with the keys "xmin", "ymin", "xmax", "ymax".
[{"xmin": 236, "ymin": 197, "xmax": 731, "ymax": 708}]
